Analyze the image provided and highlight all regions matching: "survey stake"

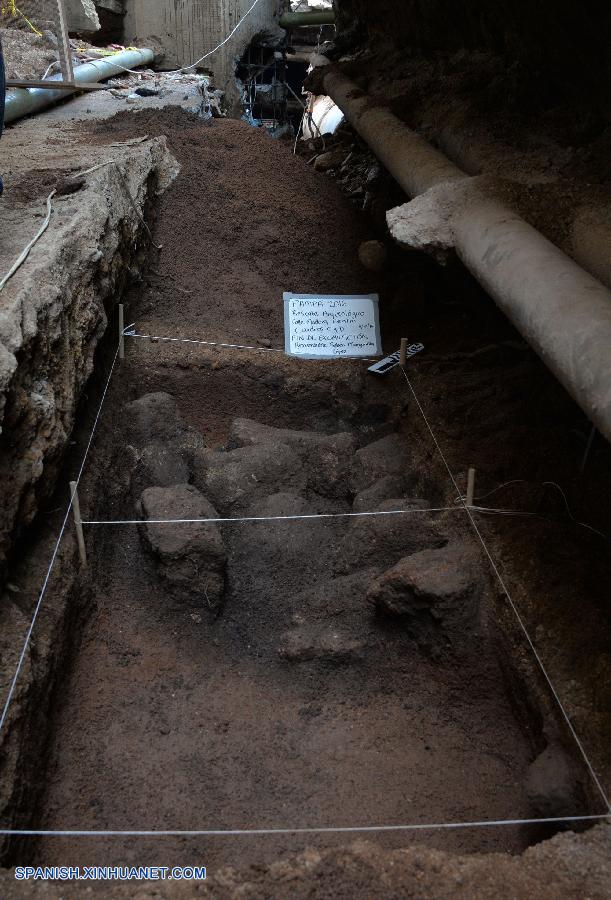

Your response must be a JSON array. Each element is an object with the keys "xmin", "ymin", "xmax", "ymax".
[{"xmin": 284, "ymin": 293, "xmax": 382, "ymax": 359}]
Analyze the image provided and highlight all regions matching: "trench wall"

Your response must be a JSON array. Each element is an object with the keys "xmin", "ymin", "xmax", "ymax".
[{"xmin": 334, "ymin": 0, "xmax": 610, "ymax": 108}]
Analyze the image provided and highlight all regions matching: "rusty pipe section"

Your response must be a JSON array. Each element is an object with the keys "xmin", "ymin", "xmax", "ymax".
[{"xmin": 320, "ymin": 65, "xmax": 611, "ymax": 442}]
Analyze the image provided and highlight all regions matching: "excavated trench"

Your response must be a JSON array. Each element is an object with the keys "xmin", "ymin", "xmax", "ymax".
[{"xmin": 3, "ymin": 107, "xmax": 607, "ymax": 875}]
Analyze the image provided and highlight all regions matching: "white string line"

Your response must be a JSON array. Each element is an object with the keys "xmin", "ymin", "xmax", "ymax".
[
  {"xmin": 0, "ymin": 191, "xmax": 56, "ymax": 292},
  {"xmin": 126, "ymin": 331, "xmax": 284, "ymax": 353},
  {"xmin": 81, "ymin": 507, "xmax": 457, "ymax": 526},
  {"xmin": 0, "ymin": 345, "xmax": 120, "ymax": 738},
  {"xmin": 399, "ymin": 366, "xmax": 611, "ymax": 813},
  {"xmin": 79, "ymin": 505, "xmax": 563, "ymax": 527},
  {"xmin": 460, "ymin": 479, "xmax": 608, "ymax": 542},
  {"xmin": 125, "ymin": 331, "xmax": 379, "ymax": 363},
  {"xmin": 0, "ymin": 814, "xmax": 607, "ymax": 838},
  {"xmin": 163, "ymin": 0, "xmax": 265, "ymax": 74}
]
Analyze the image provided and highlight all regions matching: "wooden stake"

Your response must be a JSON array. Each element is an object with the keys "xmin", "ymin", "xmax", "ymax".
[
  {"xmin": 55, "ymin": 0, "xmax": 75, "ymax": 85},
  {"xmin": 466, "ymin": 467, "xmax": 476, "ymax": 508},
  {"xmin": 70, "ymin": 481, "xmax": 87, "ymax": 568},
  {"xmin": 400, "ymin": 337, "xmax": 408, "ymax": 367},
  {"xmin": 118, "ymin": 303, "xmax": 125, "ymax": 360}
]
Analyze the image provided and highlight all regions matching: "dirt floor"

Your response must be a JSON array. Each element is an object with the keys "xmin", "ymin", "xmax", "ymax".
[{"xmin": 3, "ymin": 107, "xmax": 609, "ymax": 886}]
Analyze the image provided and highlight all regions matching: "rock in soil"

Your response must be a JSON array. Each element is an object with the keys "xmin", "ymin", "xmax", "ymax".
[
  {"xmin": 352, "ymin": 475, "xmax": 418, "ymax": 511},
  {"xmin": 279, "ymin": 624, "xmax": 366, "ymax": 664},
  {"xmin": 124, "ymin": 392, "xmax": 187, "ymax": 444},
  {"xmin": 349, "ymin": 433, "xmax": 411, "ymax": 494},
  {"xmin": 366, "ymin": 542, "xmax": 482, "ymax": 652},
  {"xmin": 358, "ymin": 239, "xmax": 388, "ymax": 272},
  {"xmin": 314, "ymin": 149, "xmax": 346, "ymax": 172},
  {"xmin": 138, "ymin": 483, "xmax": 226, "ymax": 608},
  {"xmin": 336, "ymin": 498, "xmax": 445, "ymax": 574},
  {"xmin": 228, "ymin": 417, "xmax": 356, "ymax": 500},
  {"xmin": 124, "ymin": 392, "xmax": 204, "ymax": 488},
  {"xmin": 525, "ymin": 743, "xmax": 585, "ymax": 818},
  {"xmin": 194, "ymin": 442, "xmax": 306, "ymax": 513}
]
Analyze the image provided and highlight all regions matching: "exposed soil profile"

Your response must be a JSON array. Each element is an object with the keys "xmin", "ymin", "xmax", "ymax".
[{"xmin": 12, "ymin": 108, "xmax": 605, "ymax": 875}]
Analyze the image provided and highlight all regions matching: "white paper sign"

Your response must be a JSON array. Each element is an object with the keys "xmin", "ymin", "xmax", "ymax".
[{"xmin": 284, "ymin": 293, "xmax": 382, "ymax": 359}]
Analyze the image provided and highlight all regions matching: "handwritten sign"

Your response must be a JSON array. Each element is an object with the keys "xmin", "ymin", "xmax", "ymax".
[{"xmin": 284, "ymin": 293, "xmax": 382, "ymax": 359}]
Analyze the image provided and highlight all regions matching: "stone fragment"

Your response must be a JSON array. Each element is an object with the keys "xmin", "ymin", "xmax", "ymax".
[
  {"xmin": 366, "ymin": 542, "xmax": 481, "ymax": 649},
  {"xmin": 358, "ymin": 240, "xmax": 388, "ymax": 272},
  {"xmin": 139, "ymin": 484, "xmax": 226, "ymax": 608},
  {"xmin": 138, "ymin": 444, "xmax": 190, "ymax": 487},
  {"xmin": 125, "ymin": 392, "xmax": 184, "ymax": 445},
  {"xmin": 123, "ymin": 392, "xmax": 204, "ymax": 488},
  {"xmin": 65, "ymin": 0, "xmax": 100, "ymax": 33},
  {"xmin": 336, "ymin": 499, "xmax": 444, "ymax": 574},
  {"xmin": 352, "ymin": 475, "xmax": 410, "ymax": 512},
  {"xmin": 526, "ymin": 744, "xmax": 584, "ymax": 819},
  {"xmin": 279, "ymin": 624, "xmax": 365, "ymax": 664},
  {"xmin": 349, "ymin": 434, "xmax": 410, "ymax": 494},
  {"xmin": 228, "ymin": 418, "xmax": 356, "ymax": 500},
  {"xmin": 314, "ymin": 149, "xmax": 346, "ymax": 172},
  {"xmin": 194, "ymin": 443, "xmax": 305, "ymax": 512}
]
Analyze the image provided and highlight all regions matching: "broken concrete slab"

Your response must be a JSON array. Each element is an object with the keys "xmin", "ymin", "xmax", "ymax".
[
  {"xmin": 138, "ymin": 483, "xmax": 226, "ymax": 608},
  {"xmin": 366, "ymin": 542, "xmax": 482, "ymax": 652},
  {"xmin": 66, "ymin": 0, "xmax": 100, "ymax": 32}
]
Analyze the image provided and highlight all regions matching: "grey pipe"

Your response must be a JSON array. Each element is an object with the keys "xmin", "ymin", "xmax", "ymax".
[
  {"xmin": 4, "ymin": 48, "xmax": 154, "ymax": 125},
  {"xmin": 320, "ymin": 66, "xmax": 611, "ymax": 442},
  {"xmin": 279, "ymin": 11, "xmax": 336, "ymax": 28}
]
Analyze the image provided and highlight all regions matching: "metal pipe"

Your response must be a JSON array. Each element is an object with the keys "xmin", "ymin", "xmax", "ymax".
[
  {"xmin": 320, "ymin": 66, "xmax": 611, "ymax": 442},
  {"xmin": 279, "ymin": 10, "xmax": 336, "ymax": 28},
  {"xmin": 322, "ymin": 68, "xmax": 466, "ymax": 196},
  {"xmin": 4, "ymin": 48, "xmax": 154, "ymax": 125}
]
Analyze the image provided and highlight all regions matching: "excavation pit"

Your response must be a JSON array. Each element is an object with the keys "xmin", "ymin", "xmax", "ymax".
[{"xmin": 0, "ymin": 106, "xmax": 608, "ymax": 892}]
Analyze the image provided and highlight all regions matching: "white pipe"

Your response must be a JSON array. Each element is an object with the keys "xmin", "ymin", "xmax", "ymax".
[
  {"xmin": 320, "ymin": 67, "xmax": 611, "ymax": 443},
  {"xmin": 4, "ymin": 48, "xmax": 154, "ymax": 125},
  {"xmin": 454, "ymin": 198, "xmax": 611, "ymax": 441}
]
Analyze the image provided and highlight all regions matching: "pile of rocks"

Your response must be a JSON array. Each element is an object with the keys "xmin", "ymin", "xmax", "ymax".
[{"xmin": 124, "ymin": 391, "xmax": 485, "ymax": 660}]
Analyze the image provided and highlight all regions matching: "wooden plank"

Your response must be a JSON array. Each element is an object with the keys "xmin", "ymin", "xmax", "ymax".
[
  {"xmin": 55, "ymin": 0, "xmax": 75, "ymax": 85},
  {"xmin": 6, "ymin": 80, "xmax": 109, "ymax": 91}
]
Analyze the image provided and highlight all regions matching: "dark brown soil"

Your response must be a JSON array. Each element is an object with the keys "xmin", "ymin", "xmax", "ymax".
[
  {"xmin": 87, "ymin": 109, "xmax": 380, "ymax": 349},
  {"xmin": 18, "ymin": 108, "xmax": 575, "ymax": 874}
]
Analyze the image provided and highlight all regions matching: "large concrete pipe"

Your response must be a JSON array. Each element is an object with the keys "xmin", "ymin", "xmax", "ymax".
[
  {"xmin": 318, "ymin": 65, "xmax": 611, "ymax": 443},
  {"xmin": 4, "ymin": 48, "xmax": 154, "ymax": 125}
]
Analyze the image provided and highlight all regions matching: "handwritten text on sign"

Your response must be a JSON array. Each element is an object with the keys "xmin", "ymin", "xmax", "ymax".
[{"xmin": 284, "ymin": 293, "xmax": 382, "ymax": 359}]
